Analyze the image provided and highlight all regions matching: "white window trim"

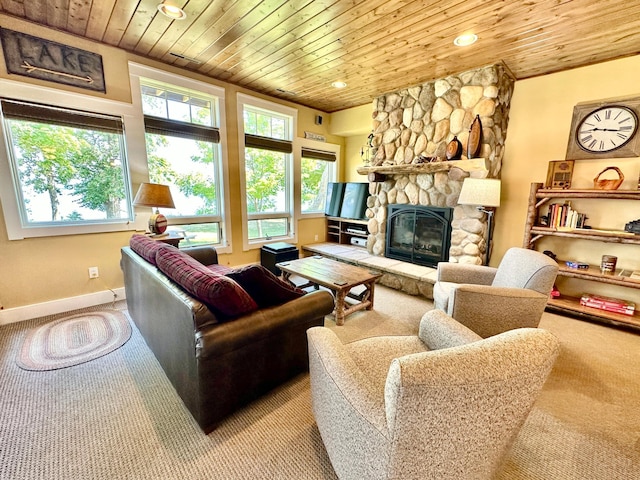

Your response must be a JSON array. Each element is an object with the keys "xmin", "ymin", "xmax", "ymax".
[
  {"xmin": 294, "ymin": 137, "xmax": 340, "ymax": 219},
  {"xmin": 128, "ymin": 63, "xmax": 232, "ymax": 254},
  {"xmin": 237, "ymin": 93, "xmax": 298, "ymax": 251},
  {"xmin": 0, "ymin": 78, "xmax": 139, "ymax": 240}
]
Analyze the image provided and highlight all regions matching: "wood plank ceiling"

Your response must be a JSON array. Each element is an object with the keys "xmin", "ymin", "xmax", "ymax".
[{"xmin": 1, "ymin": 0, "xmax": 639, "ymax": 112}]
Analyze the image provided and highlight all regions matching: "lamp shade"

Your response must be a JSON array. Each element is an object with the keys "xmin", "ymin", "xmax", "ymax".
[
  {"xmin": 457, "ymin": 178, "xmax": 501, "ymax": 207},
  {"xmin": 133, "ymin": 183, "xmax": 175, "ymax": 209}
]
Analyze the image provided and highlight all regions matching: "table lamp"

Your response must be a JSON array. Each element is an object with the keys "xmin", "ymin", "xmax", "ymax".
[
  {"xmin": 457, "ymin": 178, "xmax": 501, "ymax": 265},
  {"xmin": 133, "ymin": 182, "xmax": 175, "ymax": 234}
]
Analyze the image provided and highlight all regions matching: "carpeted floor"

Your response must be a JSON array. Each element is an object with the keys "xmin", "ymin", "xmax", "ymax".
[{"xmin": 0, "ymin": 287, "xmax": 639, "ymax": 479}]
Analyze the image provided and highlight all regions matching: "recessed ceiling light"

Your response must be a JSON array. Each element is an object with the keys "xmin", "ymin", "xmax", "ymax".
[
  {"xmin": 453, "ymin": 33, "xmax": 478, "ymax": 47},
  {"xmin": 157, "ymin": 3, "xmax": 187, "ymax": 20},
  {"xmin": 332, "ymin": 81, "xmax": 347, "ymax": 89}
]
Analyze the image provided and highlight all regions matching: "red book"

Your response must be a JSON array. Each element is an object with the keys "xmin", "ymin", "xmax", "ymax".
[{"xmin": 580, "ymin": 293, "xmax": 635, "ymax": 315}]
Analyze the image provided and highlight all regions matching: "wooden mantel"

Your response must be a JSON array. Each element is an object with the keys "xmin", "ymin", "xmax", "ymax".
[{"xmin": 356, "ymin": 158, "xmax": 489, "ymax": 178}]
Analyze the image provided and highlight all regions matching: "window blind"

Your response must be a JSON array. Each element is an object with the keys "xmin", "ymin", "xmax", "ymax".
[{"xmin": 1, "ymin": 98, "xmax": 123, "ymax": 134}]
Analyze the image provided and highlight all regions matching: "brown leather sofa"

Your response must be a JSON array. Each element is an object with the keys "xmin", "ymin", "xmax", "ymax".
[{"xmin": 121, "ymin": 244, "xmax": 334, "ymax": 433}]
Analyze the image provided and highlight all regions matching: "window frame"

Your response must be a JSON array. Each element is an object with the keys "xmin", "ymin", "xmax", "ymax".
[
  {"xmin": 129, "ymin": 63, "xmax": 232, "ymax": 253},
  {"xmin": 294, "ymin": 138, "xmax": 340, "ymax": 218},
  {"xmin": 0, "ymin": 79, "xmax": 137, "ymax": 240},
  {"xmin": 237, "ymin": 93, "xmax": 297, "ymax": 250}
]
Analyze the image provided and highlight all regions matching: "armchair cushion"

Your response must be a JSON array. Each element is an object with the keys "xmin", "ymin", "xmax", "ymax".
[{"xmin": 491, "ymin": 247, "xmax": 559, "ymax": 294}]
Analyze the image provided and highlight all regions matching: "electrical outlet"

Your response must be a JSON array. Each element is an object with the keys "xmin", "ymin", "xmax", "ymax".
[
  {"xmin": 314, "ymin": 234, "xmax": 319, "ymax": 241},
  {"xmin": 88, "ymin": 267, "xmax": 99, "ymax": 279}
]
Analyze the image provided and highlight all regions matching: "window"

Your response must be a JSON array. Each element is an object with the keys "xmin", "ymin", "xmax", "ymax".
[
  {"xmin": 300, "ymin": 145, "xmax": 337, "ymax": 214},
  {"xmin": 0, "ymin": 97, "xmax": 133, "ymax": 238},
  {"xmin": 238, "ymin": 94, "xmax": 296, "ymax": 247},
  {"xmin": 140, "ymin": 78, "xmax": 225, "ymax": 247}
]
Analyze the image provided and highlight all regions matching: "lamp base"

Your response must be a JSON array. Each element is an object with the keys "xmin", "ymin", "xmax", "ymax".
[
  {"xmin": 149, "ymin": 213, "xmax": 168, "ymax": 234},
  {"xmin": 477, "ymin": 207, "xmax": 495, "ymax": 266}
]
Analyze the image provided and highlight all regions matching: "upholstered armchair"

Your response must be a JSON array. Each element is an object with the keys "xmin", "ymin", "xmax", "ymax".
[
  {"xmin": 433, "ymin": 247, "xmax": 559, "ymax": 337},
  {"xmin": 307, "ymin": 310, "xmax": 560, "ymax": 480}
]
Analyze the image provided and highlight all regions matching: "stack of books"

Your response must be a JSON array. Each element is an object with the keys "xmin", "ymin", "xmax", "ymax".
[
  {"xmin": 546, "ymin": 201, "xmax": 587, "ymax": 229},
  {"xmin": 580, "ymin": 293, "xmax": 635, "ymax": 316}
]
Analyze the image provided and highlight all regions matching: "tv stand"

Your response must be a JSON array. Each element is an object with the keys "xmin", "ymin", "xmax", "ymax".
[{"xmin": 326, "ymin": 217, "xmax": 368, "ymax": 247}]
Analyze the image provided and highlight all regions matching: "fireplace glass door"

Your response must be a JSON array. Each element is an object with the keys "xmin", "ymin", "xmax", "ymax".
[{"xmin": 385, "ymin": 205, "xmax": 452, "ymax": 267}]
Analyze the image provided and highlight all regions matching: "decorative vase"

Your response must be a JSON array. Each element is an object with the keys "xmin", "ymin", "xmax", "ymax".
[
  {"xmin": 446, "ymin": 136, "xmax": 462, "ymax": 160},
  {"xmin": 467, "ymin": 115, "xmax": 482, "ymax": 158}
]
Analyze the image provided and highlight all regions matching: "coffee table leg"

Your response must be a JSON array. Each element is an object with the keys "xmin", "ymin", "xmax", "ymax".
[
  {"xmin": 334, "ymin": 290, "xmax": 346, "ymax": 326},
  {"xmin": 281, "ymin": 271, "xmax": 294, "ymax": 287},
  {"xmin": 366, "ymin": 281, "xmax": 375, "ymax": 311}
]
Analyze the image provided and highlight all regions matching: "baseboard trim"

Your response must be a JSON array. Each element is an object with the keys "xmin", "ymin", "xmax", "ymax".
[{"xmin": 0, "ymin": 288, "xmax": 127, "ymax": 326}]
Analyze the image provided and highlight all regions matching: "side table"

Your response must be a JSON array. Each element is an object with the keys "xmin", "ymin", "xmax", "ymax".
[{"xmin": 147, "ymin": 232, "xmax": 184, "ymax": 247}]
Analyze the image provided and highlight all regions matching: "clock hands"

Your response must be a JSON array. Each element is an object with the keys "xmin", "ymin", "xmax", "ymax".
[{"xmin": 582, "ymin": 127, "xmax": 623, "ymax": 132}]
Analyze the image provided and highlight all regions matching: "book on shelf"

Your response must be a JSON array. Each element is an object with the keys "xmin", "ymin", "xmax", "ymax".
[
  {"xmin": 579, "ymin": 293, "xmax": 635, "ymax": 316},
  {"xmin": 545, "ymin": 201, "xmax": 587, "ymax": 229}
]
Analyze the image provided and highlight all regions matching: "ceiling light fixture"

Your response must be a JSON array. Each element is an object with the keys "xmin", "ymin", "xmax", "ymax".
[
  {"xmin": 157, "ymin": 3, "xmax": 187, "ymax": 20},
  {"xmin": 453, "ymin": 33, "xmax": 478, "ymax": 47},
  {"xmin": 331, "ymin": 81, "xmax": 347, "ymax": 89}
]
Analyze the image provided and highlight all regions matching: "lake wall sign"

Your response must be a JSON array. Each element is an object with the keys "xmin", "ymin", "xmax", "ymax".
[{"xmin": 0, "ymin": 28, "xmax": 105, "ymax": 93}]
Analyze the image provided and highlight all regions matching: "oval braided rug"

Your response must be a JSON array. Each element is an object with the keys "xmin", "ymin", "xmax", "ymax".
[{"xmin": 16, "ymin": 310, "xmax": 131, "ymax": 371}]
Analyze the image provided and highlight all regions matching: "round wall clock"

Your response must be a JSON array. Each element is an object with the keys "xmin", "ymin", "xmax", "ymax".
[
  {"xmin": 575, "ymin": 105, "xmax": 638, "ymax": 153},
  {"xmin": 566, "ymin": 97, "xmax": 640, "ymax": 159}
]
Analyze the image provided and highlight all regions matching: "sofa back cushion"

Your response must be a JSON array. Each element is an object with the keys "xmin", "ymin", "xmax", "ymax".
[
  {"xmin": 130, "ymin": 234, "xmax": 165, "ymax": 266},
  {"xmin": 225, "ymin": 264, "xmax": 304, "ymax": 308},
  {"xmin": 155, "ymin": 246, "xmax": 258, "ymax": 319}
]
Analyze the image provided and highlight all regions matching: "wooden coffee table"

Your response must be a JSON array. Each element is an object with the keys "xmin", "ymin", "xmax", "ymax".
[{"xmin": 277, "ymin": 256, "xmax": 382, "ymax": 326}]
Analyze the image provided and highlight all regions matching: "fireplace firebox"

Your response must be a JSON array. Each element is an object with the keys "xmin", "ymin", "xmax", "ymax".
[{"xmin": 385, "ymin": 205, "xmax": 453, "ymax": 268}]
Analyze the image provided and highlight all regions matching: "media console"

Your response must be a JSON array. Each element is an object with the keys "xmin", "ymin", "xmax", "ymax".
[{"xmin": 326, "ymin": 217, "xmax": 369, "ymax": 247}]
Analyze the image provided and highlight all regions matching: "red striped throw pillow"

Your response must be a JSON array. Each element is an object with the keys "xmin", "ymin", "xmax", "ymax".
[{"xmin": 156, "ymin": 247, "xmax": 258, "ymax": 319}]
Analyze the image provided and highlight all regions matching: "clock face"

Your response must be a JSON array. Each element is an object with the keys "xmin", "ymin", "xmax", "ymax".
[{"xmin": 576, "ymin": 105, "xmax": 638, "ymax": 153}]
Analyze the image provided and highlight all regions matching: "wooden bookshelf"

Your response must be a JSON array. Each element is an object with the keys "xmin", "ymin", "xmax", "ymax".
[{"xmin": 523, "ymin": 182, "xmax": 640, "ymax": 330}]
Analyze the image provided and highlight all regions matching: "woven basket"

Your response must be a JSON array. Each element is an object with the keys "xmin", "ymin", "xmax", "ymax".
[{"xmin": 593, "ymin": 166, "xmax": 624, "ymax": 190}]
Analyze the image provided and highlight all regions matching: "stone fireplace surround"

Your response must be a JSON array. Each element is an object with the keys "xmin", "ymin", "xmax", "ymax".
[{"xmin": 362, "ymin": 63, "xmax": 515, "ymax": 265}]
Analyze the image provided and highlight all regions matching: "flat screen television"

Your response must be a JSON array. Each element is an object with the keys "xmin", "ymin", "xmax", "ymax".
[
  {"xmin": 325, "ymin": 182, "xmax": 345, "ymax": 217},
  {"xmin": 339, "ymin": 182, "xmax": 368, "ymax": 220}
]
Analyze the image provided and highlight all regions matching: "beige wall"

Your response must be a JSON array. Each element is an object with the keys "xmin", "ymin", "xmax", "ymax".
[{"xmin": 0, "ymin": 15, "xmax": 342, "ymax": 310}]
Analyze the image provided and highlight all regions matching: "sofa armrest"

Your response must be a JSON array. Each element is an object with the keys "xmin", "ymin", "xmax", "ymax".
[
  {"xmin": 449, "ymin": 285, "xmax": 550, "ymax": 337},
  {"xmin": 436, "ymin": 262, "xmax": 497, "ymax": 285},
  {"xmin": 182, "ymin": 245, "xmax": 219, "ymax": 265},
  {"xmin": 196, "ymin": 290, "xmax": 334, "ymax": 358}
]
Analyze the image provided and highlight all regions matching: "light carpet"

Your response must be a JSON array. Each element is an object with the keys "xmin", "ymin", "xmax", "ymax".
[{"xmin": 0, "ymin": 288, "xmax": 638, "ymax": 479}]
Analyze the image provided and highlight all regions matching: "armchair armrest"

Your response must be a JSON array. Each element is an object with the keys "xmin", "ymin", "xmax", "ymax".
[
  {"xmin": 418, "ymin": 310, "xmax": 482, "ymax": 350},
  {"xmin": 448, "ymin": 284, "xmax": 549, "ymax": 337},
  {"xmin": 307, "ymin": 327, "xmax": 387, "ymax": 434},
  {"xmin": 437, "ymin": 262, "xmax": 497, "ymax": 285}
]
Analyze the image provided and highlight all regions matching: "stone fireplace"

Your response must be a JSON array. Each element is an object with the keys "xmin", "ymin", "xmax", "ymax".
[{"xmin": 361, "ymin": 63, "xmax": 515, "ymax": 265}]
